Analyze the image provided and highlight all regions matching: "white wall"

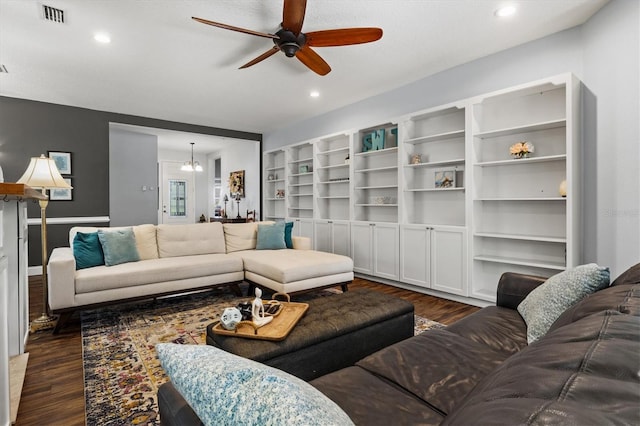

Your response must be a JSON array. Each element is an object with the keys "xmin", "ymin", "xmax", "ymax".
[
  {"xmin": 109, "ymin": 128, "xmax": 159, "ymax": 226},
  {"xmin": 582, "ymin": 0, "xmax": 640, "ymax": 278},
  {"xmin": 214, "ymin": 140, "xmax": 261, "ymax": 219},
  {"xmin": 263, "ymin": 0, "xmax": 639, "ymax": 277}
]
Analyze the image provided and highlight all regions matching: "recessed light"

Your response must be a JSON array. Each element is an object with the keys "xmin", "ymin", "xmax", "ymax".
[
  {"xmin": 310, "ymin": 90, "xmax": 320, "ymax": 98},
  {"xmin": 94, "ymin": 33, "xmax": 111, "ymax": 44},
  {"xmin": 495, "ymin": 6, "xmax": 516, "ymax": 18}
]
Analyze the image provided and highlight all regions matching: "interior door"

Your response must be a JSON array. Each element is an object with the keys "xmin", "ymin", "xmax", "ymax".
[{"xmin": 160, "ymin": 161, "xmax": 195, "ymax": 224}]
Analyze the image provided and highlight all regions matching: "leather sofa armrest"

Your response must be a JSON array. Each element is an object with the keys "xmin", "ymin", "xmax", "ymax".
[
  {"xmin": 496, "ymin": 272, "xmax": 547, "ymax": 310},
  {"xmin": 292, "ymin": 236, "xmax": 312, "ymax": 250},
  {"xmin": 47, "ymin": 247, "xmax": 77, "ymax": 311}
]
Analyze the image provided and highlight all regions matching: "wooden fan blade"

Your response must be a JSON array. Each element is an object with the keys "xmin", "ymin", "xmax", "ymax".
[
  {"xmin": 306, "ymin": 28, "xmax": 383, "ymax": 47},
  {"xmin": 295, "ymin": 45, "xmax": 331, "ymax": 76},
  {"xmin": 282, "ymin": 0, "xmax": 307, "ymax": 34},
  {"xmin": 239, "ymin": 46, "xmax": 280, "ymax": 69},
  {"xmin": 192, "ymin": 17, "xmax": 279, "ymax": 40}
]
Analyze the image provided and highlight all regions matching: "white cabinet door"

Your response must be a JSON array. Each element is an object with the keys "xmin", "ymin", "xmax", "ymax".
[
  {"xmin": 291, "ymin": 218, "xmax": 314, "ymax": 244},
  {"xmin": 313, "ymin": 220, "xmax": 332, "ymax": 253},
  {"xmin": 400, "ymin": 225, "xmax": 430, "ymax": 287},
  {"xmin": 332, "ymin": 221, "xmax": 350, "ymax": 257},
  {"xmin": 372, "ymin": 223, "xmax": 399, "ymax": 280},
  {"xmin": 431, "ymin": 227, "xmax": 467, "ymax": 296},
  {"xmin": 350, "ymin": 222, "xmax": 373, "ymax": 275}
]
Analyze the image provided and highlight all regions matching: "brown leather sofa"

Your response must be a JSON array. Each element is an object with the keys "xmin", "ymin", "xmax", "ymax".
[{"xmin": 158, "ymin": 263, "xmax": 640, "ymax": 425}]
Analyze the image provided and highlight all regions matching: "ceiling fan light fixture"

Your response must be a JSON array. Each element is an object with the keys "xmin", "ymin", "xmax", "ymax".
[{"xmin": 281, "ymin": 42, "xmax": 300, "ymax": 57}]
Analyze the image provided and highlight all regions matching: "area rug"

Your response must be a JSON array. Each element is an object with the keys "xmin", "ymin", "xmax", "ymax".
[{"xmin": 81, "ymin": 288, "xmax": 443, "ymax": 426}]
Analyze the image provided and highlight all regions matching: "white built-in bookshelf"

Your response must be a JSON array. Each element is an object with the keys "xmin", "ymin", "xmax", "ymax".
[{"xmin": 262, "ymin": 73, "xmax": 581, "ymax": 306}]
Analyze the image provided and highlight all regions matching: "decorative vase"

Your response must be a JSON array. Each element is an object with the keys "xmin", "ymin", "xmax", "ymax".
[{"xmin": 559, "ymin": 180, "xmax": 567, "ymax": 197}]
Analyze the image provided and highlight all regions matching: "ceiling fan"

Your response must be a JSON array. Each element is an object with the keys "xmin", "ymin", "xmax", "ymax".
[{"xmin": 192, "ymin": 0, "xmax": 383, "ymax": 76}]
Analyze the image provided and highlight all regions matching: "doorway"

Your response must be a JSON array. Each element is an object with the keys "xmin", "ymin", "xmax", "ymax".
[{"xmin": 160, "ymin": 161, "xmax": 195, "ymax": 224}]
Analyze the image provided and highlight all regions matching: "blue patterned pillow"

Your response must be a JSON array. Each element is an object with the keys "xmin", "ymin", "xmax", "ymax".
[
  {"xmin": 517, "ymin": 263, "xmax": 610, "ymax": 343},
  {"xmin": 157, "ymin": 343, "xmax": 354, "ymax": 426},
  {"xmin": 97, "ymin": 228, "xmax": 140, "ymax": 266},
  {"xmin": 255, "ymin": 222, "xmax": 287, "ymax": 250},
  {"xmin": 73, "ymin": 232, "xmax": 104, "ymax": 270}
]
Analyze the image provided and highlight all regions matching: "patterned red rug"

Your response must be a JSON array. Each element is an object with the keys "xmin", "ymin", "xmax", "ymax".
[{"xmin": 81, "ymin": 287, "xmax": 442, "ymax": 425}]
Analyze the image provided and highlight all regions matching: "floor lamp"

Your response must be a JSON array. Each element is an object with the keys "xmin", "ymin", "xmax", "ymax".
[{"xmin": 17, "ymin": 154, "xmax": 72, "ymax": 331}]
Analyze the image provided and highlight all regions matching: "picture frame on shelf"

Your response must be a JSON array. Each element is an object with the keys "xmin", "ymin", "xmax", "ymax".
[
  {"xmin": 434, "ymin": 169, "xmax": 455, "ymax": 189},
  {"xmin": 48, "ymin": 151, "xmax": 72, "ymax": 175},
  {"xmin": 50, "ymin": 178, "xmax": 73, "ymax": 201},
  {"xmin": 299, "ymin": 165, "xmax": 309, "ymax": 173}
]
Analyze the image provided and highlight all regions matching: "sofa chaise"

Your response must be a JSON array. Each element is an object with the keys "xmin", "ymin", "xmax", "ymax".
[
  {"xmin": 156, "ymin": 262, "xmax": 640, "ymax": 425},
  {"xmin": 48, "ymin": 221, "xmax": 353, "ymax": 332}
]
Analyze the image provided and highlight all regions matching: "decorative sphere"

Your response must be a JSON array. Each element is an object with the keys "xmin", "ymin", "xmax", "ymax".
[{"xmin": 220, "ymin": 307, "xmax": 242, "ymax": 330}]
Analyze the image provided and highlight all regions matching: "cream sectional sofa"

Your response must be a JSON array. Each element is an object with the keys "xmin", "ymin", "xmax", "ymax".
[{"xmin": 48, "ymin": 222, "xmax": 354, "ymax": 332}]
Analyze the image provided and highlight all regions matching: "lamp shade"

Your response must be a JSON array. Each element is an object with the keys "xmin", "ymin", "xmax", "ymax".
[{"xmin": 17, "ymin": 154, "xmax": 72, "ymax": 189}]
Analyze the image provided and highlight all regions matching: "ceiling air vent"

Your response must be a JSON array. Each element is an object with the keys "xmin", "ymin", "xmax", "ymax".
[{"xmin": 42, "ymin": 4, "xmax": 65, "ymax": 23}]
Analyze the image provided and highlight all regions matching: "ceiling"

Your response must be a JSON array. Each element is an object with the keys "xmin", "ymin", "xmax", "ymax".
[{"xmin": 0, "ymin": 0, "xmax": 608, "ymax": 136}]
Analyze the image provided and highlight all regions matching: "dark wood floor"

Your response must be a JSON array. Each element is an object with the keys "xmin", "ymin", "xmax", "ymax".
[{"xmin": 17, "ymin": 276, "xmax": 479, "ymax": 425}]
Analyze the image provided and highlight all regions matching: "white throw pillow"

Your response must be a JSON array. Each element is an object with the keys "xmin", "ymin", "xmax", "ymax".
[{"xmin": 517, "ymin": 263, "xmax": 610, "ymax": 344}]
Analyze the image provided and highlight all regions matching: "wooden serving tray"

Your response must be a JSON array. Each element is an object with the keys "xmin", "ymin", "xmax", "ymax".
[{"xmin": 211, "ymin": 302, "xmax": 309, "ymax": 341}]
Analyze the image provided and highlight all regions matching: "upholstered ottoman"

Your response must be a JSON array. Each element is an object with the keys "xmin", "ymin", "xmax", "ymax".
[{"xmin": 206, "ymin": 288, "xmax": 414, "ymax": 380}]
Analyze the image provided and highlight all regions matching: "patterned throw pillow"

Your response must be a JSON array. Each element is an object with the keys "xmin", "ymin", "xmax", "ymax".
[
  {"xmin": 517, "ymin": 263, "xmax": 610, "ymax": 343},
  {"xmin": 97, "ymin": 228, "xmax": 140, "ymax": 266},
  {"xmin": 157, "ymin": 343, "xmax": 354, "ymax": 426}
]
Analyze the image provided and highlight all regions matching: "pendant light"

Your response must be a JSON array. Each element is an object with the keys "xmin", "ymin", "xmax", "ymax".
[{"xmin": 181, "ymin": 142, "xmax": 203, "ymax": 172}]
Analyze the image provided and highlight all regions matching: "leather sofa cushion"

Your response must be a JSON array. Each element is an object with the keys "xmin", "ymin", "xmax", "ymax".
[
  {"xmin": 230, "ymin": 249, "xmax": 353, "ymax": 283},
  {"xmin": 75, "ymin": 254, "xmax": 243, "ymax": 294},
  {"xmin": 311, "ymin": 366, "xmax": 446, "ymax": 425},
  {"xmin": 445, "ymin": 306, "xmax": 528, "ymax": 356},
  {"xmin": 444, "ymin": 309, "xmax": 640, "ymax": 426},
  {"xmin": 356, "ymin": 328, "xmax": 508, "ymax": 415},
  {"xmin": 157, "ymin": 222, "xmax": 225, "ymax": 257},
  {"xmin": 549, "ymin": 282, "xmax": 640, "ymax": 332}
]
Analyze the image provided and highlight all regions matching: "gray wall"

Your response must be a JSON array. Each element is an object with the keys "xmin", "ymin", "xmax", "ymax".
[
  {"xmin": 263, "ymin": 0, "xmax": 639, "ymax": 277},
  {"xmin": 109, "ymin": 129, "xmax": 159, "ymax": 226},
  {"xmin": 0, "ymin": 97, "xmax": 261, "ymax": 266}
]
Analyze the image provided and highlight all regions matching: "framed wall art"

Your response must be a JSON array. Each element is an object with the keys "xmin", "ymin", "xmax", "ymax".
[
  {"xmin": 50, "ymin": 178, "xmax": 73, "ymax": 201},
  {"xmin": 229, "ymin": 170, "xmax": 245, "ymax": 198},
  {"xmin": 48, "ymin": 151, "xmax": 72, "ymax": 175}
]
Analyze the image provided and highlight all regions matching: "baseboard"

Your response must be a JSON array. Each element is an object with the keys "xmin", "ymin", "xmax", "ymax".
[{"xmin": 354, "ymin": 273, "xmax": 492, "ymax": 308}]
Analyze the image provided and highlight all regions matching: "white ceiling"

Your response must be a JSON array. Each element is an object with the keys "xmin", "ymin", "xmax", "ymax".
[{"xmin": 0, "ymin": 0, "xmax": 608, "ymax": 137}]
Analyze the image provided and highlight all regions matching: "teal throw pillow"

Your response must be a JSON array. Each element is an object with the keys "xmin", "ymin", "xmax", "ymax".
[
  {"xmin": 284, "ymin": 221, "xmax": 294, "ymax": 249},
  {"xmin": 255, "ymin": 222, "xmax": 287, "ymax": 250},
  {"xmin": 517, "ymin": 263, "xmax": 610, "ymax": 344},
  {"xmin": 73, "ymin": 232, "xmax": 104, "ymax": 270},
  {"xmin": 157, "ymin": 343, "xmax": 354, "ymax": 426},
  {"xmin": 97, "ymin": 228, "xmax": 140, "ymax": 266}
]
